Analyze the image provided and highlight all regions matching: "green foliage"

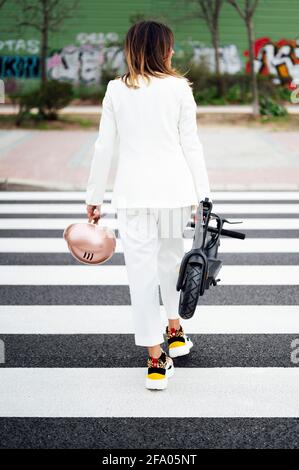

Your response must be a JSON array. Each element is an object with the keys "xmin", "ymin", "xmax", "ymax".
[
  {"xmin": 275, "ymin": 85, "xmax": 293, "ymax": 101},
  {"xmin": 16, "ymin": 80, "xmax": 74, "ymax": 125},
  {"xmin": 259, "ymin": 96, "xmax": 288, "ymax": 117},
  {"xmin": 183, "ymin": 62, "xmax": 292, "ymax": 106},
  {"xmin": 38, "ymin": 80, "xmax": 74, "ymax": 117},
  {"xmin": 72, "ymin": 84, "xmax": 105, "ymax": 103}
]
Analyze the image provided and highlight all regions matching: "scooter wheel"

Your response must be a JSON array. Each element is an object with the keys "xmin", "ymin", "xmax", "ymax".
[{"xmin": 178, "ymin": 264, "xmax": 203, "ymax": 319}]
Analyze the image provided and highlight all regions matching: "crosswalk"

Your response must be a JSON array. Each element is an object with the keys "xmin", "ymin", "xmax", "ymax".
[{"xmin": 0, "ymin": 190, "xmax": 299, "ymax": 449}]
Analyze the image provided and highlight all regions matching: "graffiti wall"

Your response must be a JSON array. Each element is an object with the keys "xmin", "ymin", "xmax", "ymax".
[
  {"xmin": 192, "ymin": 44, "xmax": 242, "ymax": 74},
  {"xmin": 0, "ymin": 33, "xmax": 126, "ymax": 84},
  {"xmin": 191, "ymin": 36, "xmax": 299, "ymax": 84},
  {"xmin": 245, "ymin": 37, "xmax": 299, "ymax": 84},
  {"xmin": 1, "ymin": 32, "xmax": 299, "ymax": 85}
]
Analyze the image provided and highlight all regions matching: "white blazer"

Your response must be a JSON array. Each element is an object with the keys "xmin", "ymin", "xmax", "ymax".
[{"xmin": 85, "ymin": 74, "xmax": 212, "ymax": 208}]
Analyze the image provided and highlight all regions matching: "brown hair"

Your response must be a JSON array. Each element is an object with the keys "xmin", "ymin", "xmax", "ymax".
[{"xmin": 118, "ymin": 20, "xmax": 190, "ymax": 89}]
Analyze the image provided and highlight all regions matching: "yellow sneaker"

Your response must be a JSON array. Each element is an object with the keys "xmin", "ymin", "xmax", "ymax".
[
  {"xmin": 145, "ymin": 349, "xmax": 174, "ymax": 390},
  {"xmin": 165, "ymin": 325, "xmax": 193, "ymax": 358}
]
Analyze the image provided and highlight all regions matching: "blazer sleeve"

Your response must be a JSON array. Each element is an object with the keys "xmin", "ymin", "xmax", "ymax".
[
  {"xmin": 85, "ymin": 80, "xmax": 118, "ymax": 206},
  {"xmin": 178, "ymin": 79, "xmax": 212, "ymax": 204}
]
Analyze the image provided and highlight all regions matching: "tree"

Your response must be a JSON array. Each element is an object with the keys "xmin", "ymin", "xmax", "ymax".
[
  {"xmin": 227, "ymin": 0, "xmax": 260, "ymax": 116},
  {"xmin": 192, "ymin": 1, "xmax": 224, "ymax": 96},
  {"xmin": 167, "ymin": 0, "xmax": 225, "ymax": 96},
  {"xmin": 14, "ymin": 0, "xmax": 79, "ymax": 84}
]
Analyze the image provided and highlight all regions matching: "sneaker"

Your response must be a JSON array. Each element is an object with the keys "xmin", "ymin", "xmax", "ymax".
[
  {"xmin": 145, "ymin": 348, "xmax": 174, "ymax": 390},
  {"xmin": 165, "ymin": 325, "xmax": 193, "ymax": 358}
]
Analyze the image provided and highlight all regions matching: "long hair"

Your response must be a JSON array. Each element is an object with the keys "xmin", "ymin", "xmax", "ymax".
[{"xmin": 118, "ymin": 20, "xmax": 190, "ymax": 89}]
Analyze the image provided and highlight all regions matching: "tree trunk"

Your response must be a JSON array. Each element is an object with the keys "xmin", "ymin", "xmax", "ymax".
[
  {"xmin": 40, "ymin": 2, "xmax": 49, "ymax": 85},
  {"xmin": 40, "ymin": 30, "xmax": 48, "ymax": 85},
  {"xmin": 246, "ymin": 17, "xmax": 259, "ymax": 116},
  {"xmin": 212, "ymin": 29, "xmax": 224, "ymax": 97}
]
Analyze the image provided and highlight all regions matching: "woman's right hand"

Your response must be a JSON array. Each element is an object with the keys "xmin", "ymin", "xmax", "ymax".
[{"xmin": 86, "ymin": 204, "xmax": 101, "ymax": 224}]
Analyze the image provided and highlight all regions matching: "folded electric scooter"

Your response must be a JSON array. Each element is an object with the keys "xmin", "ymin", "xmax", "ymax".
[{"xmin": 176, "ymin": 197, "xmax": 246, "ymax": 319}]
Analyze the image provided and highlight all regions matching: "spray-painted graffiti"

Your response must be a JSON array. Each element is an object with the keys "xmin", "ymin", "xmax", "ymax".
[
  {"xmin": 0, "ymin": 31, "xmax": 124, "ymax": 83},
  {"xmin": 0, "ymin": 39, "xmax": 40, "ymax": 54},
  {"xmin": 46, "ymin": 31, "xmax": 124, "ymax": 84},
  {"xmin": 0, "ymin": 41, "xmax": 40, "ymax": 77},
  {"xmin": 47, "ymin": 44, "xmax": 125, "ymax": 84},
  {"xmin": 244, "ymin": 37, "xmax": 299, "ymax": 84},
  {"xmin": 76, "ymin": 32, "xmax": 119, "ymax": 45},
  {"xmin": 47, "ymin": 44, "xmax": 124, "ymax": 84},
  {"xmin": 0, "ymin": 55, "xmax": 39, "ymax": 78},
  {"xmin": 0, "ymin": 46, "xmax": 125, "ymax": 83},
  {"xmin": 47, "ymin": 45, "xmax": 103, "ymax": 84},
  {"xmin": 192, "ymin": 44, "xmax": 242, "ymax": 74}
]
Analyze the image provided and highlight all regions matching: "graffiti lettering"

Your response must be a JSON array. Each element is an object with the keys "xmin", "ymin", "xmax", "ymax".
[
  {"xmin": 245, "ymin": 36, "xmax": 299, "ymax": 84},
  {"xmin": 0, "ymin": 56, "xmax": 40, "ymax": 78},
  {"xmin": 47, "ymin": 44, "xmax": 124, "ymax": 85},
  {"xmin": 192, "ymin": 44, "xmax": 242, "ymax": 74},
  {"xmin": 0, "ymin": 79, "xmax": 4, "ymax": 103},
  {"xmin": 76, "ymin": 32, "xmax": 119, "ymax": 45},
  {"xmin": 47, "ymin": 45, "xmax": 103, "ymax": 84},
  {"xmin": 0, "ymin": 39, "xmax": 40, "ymax": 54}
]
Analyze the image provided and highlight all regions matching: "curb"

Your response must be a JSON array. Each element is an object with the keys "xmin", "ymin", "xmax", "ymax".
[
  {"xmin": 0, "ymin": 178, "xmax": 298, "ymax": 192},
  {"xmin": 0, "ymin": 178, "xmax": 84, "ymax": 191},
  {"xmin": 1, "ymin": 104, "xmax": 299, "ymax": 115}
]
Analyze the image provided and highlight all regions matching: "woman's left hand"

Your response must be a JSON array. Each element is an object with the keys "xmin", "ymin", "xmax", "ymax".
[{"xmin": 191, "ymin": 205, "xmax": 199, "ymax": 226}]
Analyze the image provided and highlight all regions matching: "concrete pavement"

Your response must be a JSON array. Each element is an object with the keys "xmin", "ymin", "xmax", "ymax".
[{"xmin": 0, "ymin": 127, "xmax": 298, "ymax": 191}]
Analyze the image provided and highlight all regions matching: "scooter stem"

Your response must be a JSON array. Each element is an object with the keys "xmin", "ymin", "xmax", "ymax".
[{"xmin": 192, "ymin": 202, "xmax": 204, "ymax": 250}]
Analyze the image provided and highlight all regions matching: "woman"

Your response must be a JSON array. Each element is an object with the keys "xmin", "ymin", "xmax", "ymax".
[{"xmin": 85, "ymin": 20, "xmax": 212, "ymax": 390}]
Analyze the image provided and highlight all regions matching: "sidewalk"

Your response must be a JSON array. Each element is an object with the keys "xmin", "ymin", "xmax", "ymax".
[{"xmin": 0, "ymin": 126, "xmax": 298, "ymax": 191}]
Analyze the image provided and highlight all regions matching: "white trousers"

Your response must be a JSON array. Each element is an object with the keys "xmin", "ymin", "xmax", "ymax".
[{"xmin": 116, "ymin": 206, "xmax": 192, "ymax": 347}]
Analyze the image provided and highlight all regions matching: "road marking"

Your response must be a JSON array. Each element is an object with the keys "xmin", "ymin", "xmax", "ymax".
[
  {"xmin": 1, "ymin": 368, "xmax": 299, "ymax": 417},
  {"xmin": 0, "ymin": 305, "xmax": 298, "ymax": 334},
  {"xmin": 1, "ymin": 191, "xmax": 299, "ymax": 201},
  {"xmin": 0, "ymin": 203, "xmax": 299, "ymax": 214},
  {"xmin": 0, "ymin": 217, "xmax": 299, "ymax": 230}
]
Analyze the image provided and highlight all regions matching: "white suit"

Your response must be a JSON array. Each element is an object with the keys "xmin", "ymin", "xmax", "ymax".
[
  {"xmin": 85, "ymin": 74, "xmax": 212, "ymax": 347},
  {"xmin": 85, "ymin": 74, "xmax": 212, "ymax": 208}
]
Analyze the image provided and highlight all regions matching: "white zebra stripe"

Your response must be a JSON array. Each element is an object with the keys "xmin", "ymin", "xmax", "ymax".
[
  {"xmin": 0, "ymin": 203, "xmax": 299, "ymax": 214},
  {"xmin": 0, "ymin": 191, "xmax": 299, "ymax": 201},
  {"xmin": 0, "ymin": 368, "xmax": 299, "ymax": 417},
  {"xmin": 0, "ymin": 217, "xmax": 299, "ymax": 230},
  {"xmin": 0, "ymin": 305, "xmax": 298, "ymax": 334}
]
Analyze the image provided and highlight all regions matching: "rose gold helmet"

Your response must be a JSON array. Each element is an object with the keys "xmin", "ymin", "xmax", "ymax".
[{"xmin": 63, "ymin": 218, "xmax": 116, "ymax": 265}]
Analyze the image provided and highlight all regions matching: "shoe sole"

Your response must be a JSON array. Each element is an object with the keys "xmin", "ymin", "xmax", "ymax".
[
  {"xmin": 145, "ymin": 364, "xmax": 174, "ymax": 390},
  {"xmin": 168, "ymin": 340, "xmax": 193, "ymax": 358}
]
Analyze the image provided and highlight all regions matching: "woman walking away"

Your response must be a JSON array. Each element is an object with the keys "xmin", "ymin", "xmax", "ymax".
[{"xmin": 85, "ymin": 20, "xmax": 212, "ymax": 390}]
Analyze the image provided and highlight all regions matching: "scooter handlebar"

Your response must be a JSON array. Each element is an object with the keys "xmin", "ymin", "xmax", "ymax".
[
  {"xmin": 190, "ymin": 222, "xmax": 246, "ymax": 239},
  {"xmin": 209, "ymin": 226, "xmax": 245, "ymax": 239}
]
